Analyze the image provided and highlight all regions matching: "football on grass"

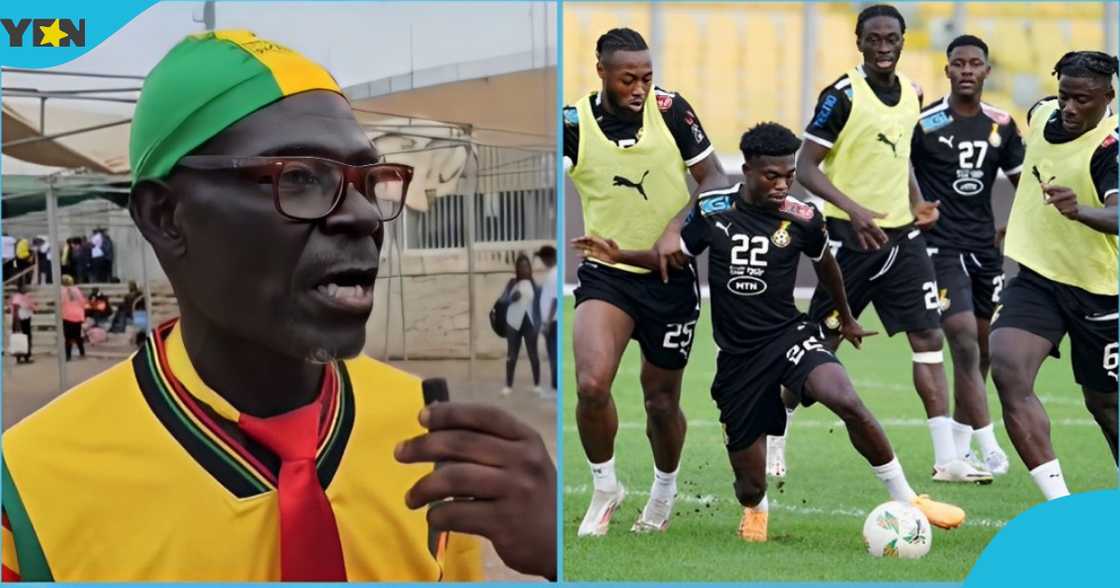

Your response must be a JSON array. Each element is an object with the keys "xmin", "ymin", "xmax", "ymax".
[{"xmin": 863, "ymin": 501, "xmax": 932, "ymax": 559}]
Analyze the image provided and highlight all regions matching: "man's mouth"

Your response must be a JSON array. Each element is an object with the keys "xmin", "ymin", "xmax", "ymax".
[
  {"xmin": 959, "ymin": 80, "xmax": 975, "ymax": 89},
  {"xmin": 874, "ymin": 56, "xmax": 895, "ymax": 69},
  {"xmin": 312, "ymin": 267, "xmax": 376, "ymax": 313},
  {"xmin": 1062, "ymin": 115, "xmax": 1080, "ymax": 130}
]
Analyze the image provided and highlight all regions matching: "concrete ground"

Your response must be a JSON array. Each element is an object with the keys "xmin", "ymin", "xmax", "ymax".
[{"xmin": 1, "ymin": 352, "xmax": 556, "ymax": 582}]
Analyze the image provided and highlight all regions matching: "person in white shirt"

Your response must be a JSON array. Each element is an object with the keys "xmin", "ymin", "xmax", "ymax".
[
  {"xmin": 536, "ymin": 246, "xmax": 558, "ymax": 397},
  {"xmin": 502, "ymin": 253, "xmax": 542, "ymax": 397},
  {"xmin": 2, "ymin": 233, "xmax": 16, "ymax": 281}
]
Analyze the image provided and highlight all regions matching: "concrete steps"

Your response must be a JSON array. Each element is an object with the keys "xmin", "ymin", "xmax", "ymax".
[{"xmin": 4, "ymin": 282, "xmax": 178, "ymax": 359}]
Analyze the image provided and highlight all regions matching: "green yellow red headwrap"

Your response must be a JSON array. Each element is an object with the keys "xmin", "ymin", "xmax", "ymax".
[{"xmin": 129, "ymin": 30, "xmax": 343, "ymax": 184}]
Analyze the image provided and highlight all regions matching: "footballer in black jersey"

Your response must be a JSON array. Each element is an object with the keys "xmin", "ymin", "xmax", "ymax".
[
  {"xmin": 574, "ymin": 121, "xmax": 967, "ymax": 541},
  {"xmin": 908, "ymin": 35, "xmax": 1019, "ymax": 475}
]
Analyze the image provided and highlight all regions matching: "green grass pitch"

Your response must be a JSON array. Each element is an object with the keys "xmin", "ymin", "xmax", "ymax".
[{"xmin": 562, "ymin": 296, "xmax": 1116, "ymax": 581}]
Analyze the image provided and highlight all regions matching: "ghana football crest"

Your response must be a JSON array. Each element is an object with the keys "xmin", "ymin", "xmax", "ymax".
[
  {"xmin": 987, "ymin": 122, "xmax": 1002, "ymax": 147},
  {"xmin": 938, "ymin": 288, "xmax": 951, "ymax": 312},
  {"xmin": 771, "ymin": 220, "xmax": 792, "ymax": 247},
  {"xmin": 824, "ymin": 310, "xmax": 841, "ymax": 330}
]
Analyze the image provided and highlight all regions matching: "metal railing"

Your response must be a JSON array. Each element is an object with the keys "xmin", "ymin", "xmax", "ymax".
[{"xmin": 404, "ymin": 145, "xmax": 555, "ymax": 250}]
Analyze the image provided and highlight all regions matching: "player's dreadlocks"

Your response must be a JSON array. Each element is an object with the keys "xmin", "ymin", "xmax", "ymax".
[
  {"xmin": 1052, "ymin": 51, "xmax": 1119, "ymax": 82},
  {"xmin": 739, "ymin": 122, "xmax": 801, "ymax": 160},
  {"xmin": 855, "ymin": 4, "xmax": 906, "ymax": 37},
  {"xmin": 595, "ymin": 28, "xmax": 648, "ymax": 62},
  {"xmin": 946, "ymin": 34, "xmax": 988, "ymax": 58}
]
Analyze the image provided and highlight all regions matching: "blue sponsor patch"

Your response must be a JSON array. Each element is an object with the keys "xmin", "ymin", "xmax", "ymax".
[
  {"xmin": 563, "ymin": 106, "xmax": 579, "ymax": 127},
  {"xmin": 699, "ymin": 195, "xmax": 732, "ymax": 216},
  {"xmin": 920, "ymin": 111, "xmax": 952, "ymax": 133},
  {"xmin": 811, "ymin": 94, "xmax": 838, "ymax": 129}
]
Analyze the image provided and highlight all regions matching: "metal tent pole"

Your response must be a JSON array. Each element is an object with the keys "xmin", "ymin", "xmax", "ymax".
[
  {"xmin": 800, "ymin": 4, "xmax": 820, "ymax": 125},
  {"xmin": 45, "ymin": 177, "xmax": 67, "ymax": 392},
  {"xmin": 466, "ymin": 145, "xmax": 480, "ymax": 387},
  {"xmin": 140, "ymin": 237, "xmax": 153, "ymax": 338}
]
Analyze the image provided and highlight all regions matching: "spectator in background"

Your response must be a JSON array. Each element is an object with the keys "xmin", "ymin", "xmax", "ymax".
[
  {"xmin": 89, "ymin": 229, "xmax": 106, "ymax": 282},
  {"xmin": 112, "ymin": 281, "xmax": 146, "ymax": 333},
  {"xmin": 100, "ymin": 229, "xmax": 115, "ymax": 282},
  {"xmin": 501, "ymin": 253, "xmax": 542, "ymax": 397},
  {"xmin": 10, "ymin": 283, "xmax": 36, "ymax": 364},
  {"xmin": 60, "ymin": 275, "xmax": 87, "ymax": 361},
  {"xmin": 536, "ymin": 245, "xmax": 558, "ymax": 398},
  {"xmin": 60, "ymin": 238, "xmax": 74, "ymax": 281},
  {"xmin": 2, "ymin": 232, "xmax": 15, "ymax": 281},
  {"xmin": 33, "ymin": 236, "xmax": 52, "ymax": 285},
  {"xmin": 86, "ymin": 288, "xmax": 113, "ymax": 326},
  {"xmin": 14, "ymin": 237, "xmax": 33, "ymax": 286},
  {"xmin": 73, "ymin": 238, "xmax": 90, "ymax": 284}
]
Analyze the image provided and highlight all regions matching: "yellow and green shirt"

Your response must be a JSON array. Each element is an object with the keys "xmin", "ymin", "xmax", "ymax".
[{"xmin": 1, "ymin": 320, "xmax": 481, "ymax": 581}]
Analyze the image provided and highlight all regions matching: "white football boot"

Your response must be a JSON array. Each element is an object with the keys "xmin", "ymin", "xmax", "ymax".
[
  {"xmin": 932, "ymin": 459, "xmax": 994, "ymax": 484},
  {"xmin": 577, "ymin": 484, "xmax": 626, "ymax": 537},
  {"xmin": 631, "ymin": 494, "xmax": 676, "ymax": 533}
]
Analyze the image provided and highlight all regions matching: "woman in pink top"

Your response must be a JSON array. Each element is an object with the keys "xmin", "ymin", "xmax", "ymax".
[
  {"xmin": 60, "ymin": 274, "xmax": 86, "ymax": 360},
  {"xmin": 9, "ymin": 282, "xmax": 36, "ymax": 363}
]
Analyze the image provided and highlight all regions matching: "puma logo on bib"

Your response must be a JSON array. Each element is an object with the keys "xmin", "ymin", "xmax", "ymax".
[{"xmin": 613, "ymin": 170, "xmax": 651, "ymax": 200}]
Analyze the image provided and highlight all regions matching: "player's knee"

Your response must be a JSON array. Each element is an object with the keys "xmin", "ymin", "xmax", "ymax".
[
  {"xmin": 910, "ymin": 329, "xmax": 944, "ymax": 352},
  {"xmin": 576, "ymin": 373, "xmax": 612, "ymax": 407},
  {"xmin": 947, "ymin": 336, "xmax": 980, "ymax": 369},
  {"xmin": 733, "ymin": 476, "xmax": 767, "ymax": 508},
  {"xmin": 643, "ymin": 392, "xmax": 679, "ymax": 421},
  {"xmin": 990, "ymin": 350, "xmax": 1028, "ymax": 399}
]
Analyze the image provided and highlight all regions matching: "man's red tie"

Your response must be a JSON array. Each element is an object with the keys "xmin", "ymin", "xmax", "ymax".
[{"xmin": 239, "ymin": 375, "xmax": 347, "ymax": 582}]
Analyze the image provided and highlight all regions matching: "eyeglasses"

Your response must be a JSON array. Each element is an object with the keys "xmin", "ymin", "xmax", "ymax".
[{"xmin": 175, "ymin": 156, "xmax": 413, "ymax": 222}]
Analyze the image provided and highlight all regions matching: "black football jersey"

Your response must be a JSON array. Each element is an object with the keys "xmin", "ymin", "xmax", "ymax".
[
  {"xmin": 680, "ymin": 186, "xmax": 829, "ymax": 353},
  {"xmin": 910, "ymin": 97, "xmax": 1026, "ymax": 252}
]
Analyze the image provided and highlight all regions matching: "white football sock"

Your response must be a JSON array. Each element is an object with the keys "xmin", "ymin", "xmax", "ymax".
[
  {"xmin": 927, "ymin": 416, "xmax": 957, "ymax": 466},
  {"xmin": 951, "ymin": 419, "xmax": 974, "ymax": 459},
  {"xmin": 973, "ymin": 423, "xmax": 1002, "ymax": 456},
  {"xmin": 650, "ymin": 466, "xmax": 678, "ymax": 501},
  {"xmin": 1029, "ymin": 459, "xmax": 1071, "ymax": 501},
  {"xmin": 871, "ymin": 456, "xmax": 919, "ymax": 503},
  {"xmin": 589, "ymin": 457, "xmax": 619, "ymax": 493}
]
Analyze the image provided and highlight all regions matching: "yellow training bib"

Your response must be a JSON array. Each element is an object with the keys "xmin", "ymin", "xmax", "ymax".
[
  {"xmin": 822, "ymin": 67, "xmax": 920, "ymax": 228},
  {"xmin": 1005, "ymin": 100, "xmax": 1118, "ymax": 295},
  {"xmin": 568, "ymin": 92, "xmax": 690, "ymax": 273}
]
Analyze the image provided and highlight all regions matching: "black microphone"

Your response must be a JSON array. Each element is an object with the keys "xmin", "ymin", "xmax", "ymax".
[{"xmin": 420, "ymin": 377, "xmax": 451, "ymax": 563}]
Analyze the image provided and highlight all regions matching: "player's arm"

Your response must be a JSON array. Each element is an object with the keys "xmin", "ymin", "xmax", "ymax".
[
  {"xmin": 570, "ymin": 235, "xmax": 665, "ymax": 274},
  {"xmin": 909, "ymin": 164, "xmax": 939, "ymax": 230},
  {"xmin": 396, "ymin": 403, "xmax": 556, "ymax": 580},
  {"xmin": 1043, "ymin": 134, "xmax": 1119, "ymax": 234},
  {"xmin": 653, "ymin": 94, "xmax": 727, "ymax": 275},
  {"xmin": 1045, "ymin": 190, "xmax": 1118, "ymax": 234},
  {"xmin": 798, "ymin": 86, "xmax": 888, "ymax": 250},
  {"xmin": 811, "ymin": 248, "xmax": 877, "ymax": 349}
]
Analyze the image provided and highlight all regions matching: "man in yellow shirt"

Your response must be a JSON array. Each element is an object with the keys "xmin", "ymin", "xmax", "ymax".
[
  {"xmin": 1, "ymin": 31, "xmax": 555, "ymax": 581},
  {"xmin": 991, "ymin": 51, "xmax": 1119, "ymax": 501}
]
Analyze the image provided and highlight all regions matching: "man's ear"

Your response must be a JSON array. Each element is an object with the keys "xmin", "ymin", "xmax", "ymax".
[{"xmin": 129, "ymin": 179, "xmax": 186, "ymax": 259}]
